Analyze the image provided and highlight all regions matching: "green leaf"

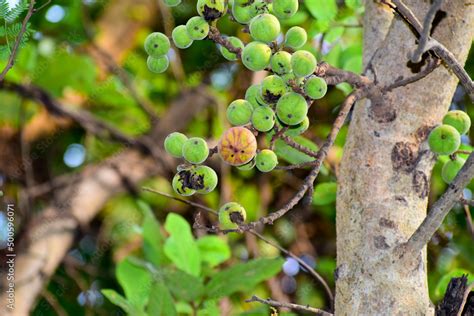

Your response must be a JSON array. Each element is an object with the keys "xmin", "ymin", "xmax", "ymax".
[
  {"xmin": 116, "ymin": 257, "xmax": 152, "ymax": 311},
  {"xmin": 101, "ymin": 289, "xmax": 136, "ymax": 315},
  {"xmin": 164, "ymin": 213, "xmax": 201, "ymax": 276},
  {"xmin": 163, "ymin": 268, "xmax": 204, "ymax": 302},
  {"xmin": 274, "ymin": 136, "xmax": 319, "ymax": 165},
  {"xmin": 205, "ymin": 258, "xmax": 284, "ymax": 298},
  {"xmin": 139, "ymin": 200, "xmax": 166, "ymax": 266},
  {"xmin": 312, "ymin": 182, "xmax": 337, "ymax": 205},
  {"xmin": 197, "ymin": 236, "xmax": 231, "ymax": 267},
  {"xmin": 147, "ymin": 280, "xmax": 177, "ymax": 316},
  {"xmin": 305, "ymin": 0, "xmax": 338, "ymax": 22}
]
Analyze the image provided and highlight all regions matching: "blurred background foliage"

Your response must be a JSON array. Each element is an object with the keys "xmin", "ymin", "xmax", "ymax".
[{"xmin": 0, "ymin": 0, "xmax": 472, "ymax": 315}]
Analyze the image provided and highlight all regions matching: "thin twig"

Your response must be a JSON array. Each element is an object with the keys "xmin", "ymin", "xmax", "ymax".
[
  {"xmin": 400, "ymin": 152, "xmax": 474, "ymax": 258},
  {"xmin": 245, "ymin": 295, "xmax": 333, "ymax": 316},
  {"xmin": 410, "ymin": 0, "xmax": 444, "ymax": 63},
  {"xmin": 462, "ymin": 204, "xmax": 474, "ymax": 240},
  {"xmin": 142, "ymin": 187, "xmax": 219, "ymax": 215},
  {"xmin": 249, "ymin": 230, "xmax": 334, "ymax": 307},
  {"xmin": 0, "ymin": 0, "xmax": 36, "ymax": 81},
  {"xmin": 280, "ymin": 134, "xmax": 319, "ymax": 158}
]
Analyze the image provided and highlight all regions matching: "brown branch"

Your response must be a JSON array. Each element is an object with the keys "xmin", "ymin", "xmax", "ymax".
[
  {"xmin": 410, "ymin": 0, "xmax": 444, "ymax": 63},
  {"xmin": 383, "ymin": 56, "xmax": 441, "ymax": 92},
  {"xmin": 257, "ymin": 90, "xmax": 364, "ymax": 225},
  {"xmin": 315, "ymin": 62, "xmax": 371, "ymax": 88},
  {"xmin": 389, "ymin": 0, "xmax": 474, "ymax": 101},
  {"xmin": 280, "ymin": 134, "xmax": 319, "ymax": 158},
  {"xmin": 0, "ymin": 81, "xmax": 151, "ymax": 154},
  {"xmin": 0, "ymin": 0, "xmax": 36, "ymax": 81},
  {"xmin": 245, "ymin": 295, "xmax": 333, "ymax": 316},
  {"xmin": 142, "ymin": 187, "xmax": 219, "ymax": 215},
  {"xmin": 208, "ymin": 26, "xmax": 242, "ymax": 58},
  {"xmin": 400, "ymin": 152, "xmax": 474, "ymax": 258}
]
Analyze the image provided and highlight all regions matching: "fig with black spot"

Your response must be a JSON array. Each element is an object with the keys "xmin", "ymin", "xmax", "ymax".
[
  {"xmin": 241, "ymin": 41, "xmax": 272, "ymax": 71},
  {"xmin": 172, "ymin": 171, "xmax": 196, "ymax": 196},
  {"xmin": 251, "ymin": 106, "xmax": 275, "ymax": 132},
  {"xmin": 276, "ymin": 92, "xmax": 308, "ymax": 125},
  {"xmin": 197, "ymin": 0, "xmax": 227, "ymax": 21},
  {"xmin": 144, "ymin": 32, "xmax": 170, "ymax": 57},
  {"xmin": 226, "ymin": 99, "xmax": 253, "ymax": 126},
  {"xmin": 193, "ymin": 165, "xmax": 218, "ymax": 193},
  {"xmin": 428, "ymin": 124, "xmax": 461, "ymax": 155},
  {"xmin": 260, "ymin": 75, "xmax": 287, "ymax": 104},
  {"xmin": 291, "ymin": 50, "xmax": 316, "ymax": 77},
  {"xmin": 186, "ymin": 16, "xmax": 210, "ymax": 40},
  {"xmin": 182, "ymin": 137, "xmax": 209, "ymax": 164},
  {"xmin": 270, "ymin": 51, "xmax": 292, "ymax": 75},
  {"xmin": 304, "ymin": 76, "xmax": 327, "ymax": 99},
  {"xmin": 218, "ymin": 202, "xmax": 247, "ymax": 229},
  {"xmin": 256, "ymin": 149, "xmax": 278, "ymax": 172}
]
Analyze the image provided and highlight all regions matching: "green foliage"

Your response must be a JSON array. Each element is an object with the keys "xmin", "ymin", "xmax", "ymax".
[
  {"xmin": 205, "ymin": 258, "xmax": 284, "ymax": 298},
  {"xmin": 164, "ymin": 213, "xmax": 201, "ymax": 276},
  {"xmin": 102, "ymin": 211, "xmax": 281, "ymax": 315},
  {"xmin": 0, "ymin": 0, "xmax": 31, "ymax": 59}
]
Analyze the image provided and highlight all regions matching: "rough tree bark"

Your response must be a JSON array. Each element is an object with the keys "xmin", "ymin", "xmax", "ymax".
[{"xmin": 336, "ymin": 1, "xmax": 474, "ymax": 315}]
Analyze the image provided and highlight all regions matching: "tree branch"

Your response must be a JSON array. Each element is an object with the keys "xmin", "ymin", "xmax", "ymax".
[
  {"xmin": 257, "ymin": 89, "xmax": 365, "ymax": 225},
  {"xmin": 383, "ymin": 56, "xmax": 441, "ymax": 92},
  {"xmin": 410, "ymin": 0, "xmax": 444, "ymax": 63},
  {"xmin": 0, "ymin": 0, "xmax": 36, "ymax": 81},
  {"xmin": 245, "ymin": 295, "xmax": 333, "ymax": 316},
  {"xmin": 401, "ymin": 152, "xmax": 474, "ymax": 258},
  {"xmin": 0, "ymin": 81, "xmax": 151, "ymax": 153},
  {"xmin": 388, "ymin": 0, "xmax": 474, "ymax": 101}
]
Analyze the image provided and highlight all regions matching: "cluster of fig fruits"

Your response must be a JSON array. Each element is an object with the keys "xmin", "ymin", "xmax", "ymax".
[
  {"xmin": 428, "ymin": 110, "xmax": 471, "ymax": 183},
  {"xmin": 155, "ymin": 0, "xmax": 328, "ymax": 230}
]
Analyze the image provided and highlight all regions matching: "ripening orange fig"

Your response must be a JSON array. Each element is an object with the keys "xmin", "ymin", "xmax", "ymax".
[{"xmin": 218, "ymin": 127, "xmax": 257, "ymax": 166}]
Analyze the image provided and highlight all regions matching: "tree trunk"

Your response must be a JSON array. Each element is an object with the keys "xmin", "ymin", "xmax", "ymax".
[{"xmin": 335, "ymin": 1, "xmax": 474, "ymax": 315}]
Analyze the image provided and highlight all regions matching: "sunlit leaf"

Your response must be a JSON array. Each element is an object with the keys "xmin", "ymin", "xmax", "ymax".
[{"xmin": 164, "ymin": 213, "xmax": 201, "ymax": 276}]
